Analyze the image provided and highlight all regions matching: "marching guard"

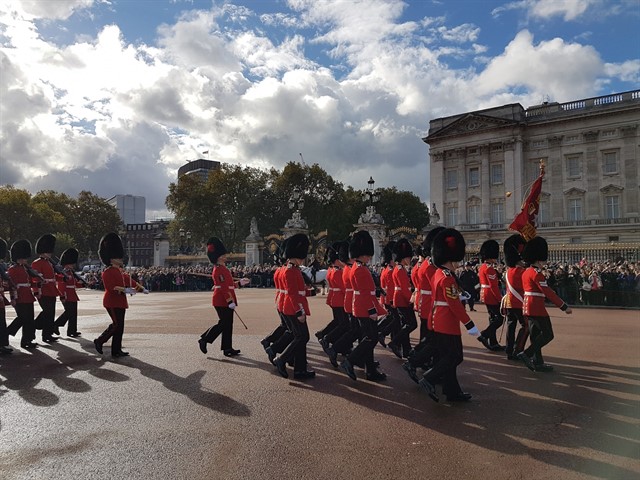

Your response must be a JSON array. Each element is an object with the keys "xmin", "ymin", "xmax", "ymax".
[
  {"xmin": 54, "ymin": 248, "xmax": 84, "ymax": 338},
  {"xmin": 31, "ymin": 234, "xmax": 59, "ymax": 343},
  {"xmin": 388, "ymin": 239, "xmax": 416, "ymax": 359},
  {"xmin": 502, "ymin": 235, "xmax": 529, "ymax": 361},
  {"xmin": 6, "ymin": 240, "xmax": 38, "ymax": 349},
  {"xmin": 376, "ymin": 241, "xmax": 398, "ymax": 348},
  {"xmin": 477, "ymin": 239, "xmax": 504, "ymax": 352},
  {"xmin": 0, "ymin": 238, "xmax": 15, "ymax": 354},
  {"xmin": 317, "ymin": 241, "xmax": 349, "ymax": 356}
]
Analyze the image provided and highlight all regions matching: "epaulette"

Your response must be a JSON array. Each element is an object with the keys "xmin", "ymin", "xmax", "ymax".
[{"xmin": 442, "ymin": 269, "xmax": 452, "ymax": 276}]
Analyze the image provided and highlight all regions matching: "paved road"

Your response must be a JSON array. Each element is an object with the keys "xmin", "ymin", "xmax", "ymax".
[{"xmin": 1, "ymin": 289, "xmax": 638, "ymax": 480}]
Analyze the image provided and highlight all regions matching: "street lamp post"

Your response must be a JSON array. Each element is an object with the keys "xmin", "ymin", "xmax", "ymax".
[
  {"xmin": 179, "ymin": 228, "xmax": 185, "ymax": 254},
  {"xmin": 186, "ymin": 231, "xmax": 192, "ymax": 254}
]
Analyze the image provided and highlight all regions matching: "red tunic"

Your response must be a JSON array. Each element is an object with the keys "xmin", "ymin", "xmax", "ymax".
[
  {"xmin": 282, "ymin": 264, "xmax": 310, "ymax": 316},
  {"xmin": 31, "ymin": 257, "xmax": 59, "ymax": 297},
  {"xmin": 522, "ymin": 266, "xmax": 566, "ymax": 317},
  {"xmin": 8, "ymin": 265, "xmax": 35, "ymax": 304},
  {"xmin": 478, "ymin": 262, "xmax": 501, "ymax": 305},
  {"xmin": 326, "ymin": 266, "xmax": 345, "ymax": 308},
  {"xmin": 274, "ymin": 265, "xmax": 284, "ymax": 311},
  {"xmin": 392, "ymin": 265, "xmax": 412, "ymax": 308},
  {"xmin": 343, "ymin": 263, "xmax": 354, "ymax": 314},
  {"xmin": 411, "ymin": 261, "xmax": 421, "ymax": 312},
  {"xmin": 56, "ymin": 268, "xmax": 83, "ymax": 302},
  {"xmin": 431, "ymin": 268, "xmax": 474, "ymax": 336},
  {"xmin": 102, "ymin": 266, "xmax": 137, "ymax": 309},
  {"xmin": 211, "ymin": 264, "xmax": 238, "ymax": 307},
  {"xmin": 504, "ymin": 266, "xmax": 525, "ymax": 309},
  {"xmin": 379, "ymin": 265, "xmax": 392, "ymax": 306},
  {"xmin": 351, "ymin": 261, "xmax": 386, "ymax": 318},
  {"xmin": 418, "ymin": 259, "xmax": 439, "ymax": 324}
]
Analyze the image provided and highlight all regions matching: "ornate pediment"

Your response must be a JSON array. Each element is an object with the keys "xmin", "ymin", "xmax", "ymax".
[
  {"xmin": 428, "ymin": 113, "xmax": 518, "ymax": 139},
  {"xmin": 600, "ymin": 184, "xmax": 623, "ymax": 194},
  {"xmin": 563, "ymin": 187, "xmax": 586, "ymax": 196}
]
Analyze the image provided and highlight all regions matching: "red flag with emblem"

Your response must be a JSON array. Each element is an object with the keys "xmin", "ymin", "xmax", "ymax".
[{"xmin": 509, "ymin": 167, "xmax": 544, "ymax": 241}]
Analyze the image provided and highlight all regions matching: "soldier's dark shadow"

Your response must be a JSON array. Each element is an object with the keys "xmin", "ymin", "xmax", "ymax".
[{"xmin": 299, "ymin": 343, "xmax": 639, "ymax": 480}]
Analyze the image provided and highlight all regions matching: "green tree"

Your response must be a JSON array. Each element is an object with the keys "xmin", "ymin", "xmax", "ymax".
[
  {"xmin": 74, "ymin": 191, "xmax": 122, "ymax": 256},
  {"xmin": 375, "ymin": 187, "xmax": 430, "ymax": 229}
]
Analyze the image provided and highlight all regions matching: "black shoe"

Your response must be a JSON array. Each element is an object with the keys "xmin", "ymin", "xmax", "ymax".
[
  {"xmin": 53, "ymin": 326, "xmax": 60, "ymax": 335},
  {"xmin": 293, "ymin": 370, "xmax": 316, "ymax": 379},
  {"xmin": 477, "ymin": 335, "xmax": 493, "ymax": 351},
  {"xmin": 447, "ymin": 392, "xmax": 472, "ymax": 402},
  {"xmin": 318, "ymin": 336, "xmax": 329, "ymax": 354},
  {"xmin": 93, "ymin": 339, "xmax": 103, "ymax": 354},
  {"xmin": 274, "ymin": 357, "xmax": 288, "ymax": 378},
  {"xmin": 260, "ymin": 338, "xmax": 270, "ymax": 351},
  {"xmin": 42, "ymin": 337, "xmax": 58, "ymax": 343},
  {"xmin": 314, "ymin": 331, "xmax": 323, "ymax": 340},
  {"xmin": 490, "ymin": 343, "xmax": 505, "ymax": 352},
  {"xmin": 418, "ymin": 378, "xmax": 439, "ymax": 402},
  {"xmin": 21, "ymin": 342, "xmax": 38, "ymax": 349},
  {"xmin": 0, "ymin": 346, "xmax": 13, "ymax": 354},
  {"xmin": 534, "ymin": 363, "xmax": 554, "ymax": 372},
  {"xmin": 389, "ymin": 342, "xmax": 403, "ymax": 359},
  {"xmin": 326, "ymin": 347, "xmax": 338, "ymax": 368},
  {"xmin": 517, "ymin": 352, "xmax": 536, "ymax": 372},
  {"xmin": 112, "ymin": 351, "xmax": 130, "ymax": 357},
  {"xmin": 68, "ymin": 332, "xmax": 82, "ymax": 337},
  {"xmin": 265, "ymin": 346, "xmax": 276, "ymax": 365},
  {"xmin": 402, "ymin": 361, "xmax": 419, "ymax": 383},
  {"xmin": 366, "ymin": 369, "xmax": 387, "ymax": 382},
  {"xmin": 223, "ymin": 349, "xmax": 241, "ymax": 357},
  {"xmin": 340, "ymin": 358, "xmax": 357, "ymax": 381},
  {"xmin": 198, "ymin": 338, "xmax": 208, "ymax": 354},
  {"xmin": 470, "ymin": 308, "xmax": 476, "ymax": 311}
]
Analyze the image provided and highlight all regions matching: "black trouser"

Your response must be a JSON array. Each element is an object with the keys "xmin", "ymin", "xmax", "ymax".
[
  {"xmin": 263, "ymin": 312, "xmax": 287, "ymax": 344},
  {"xmin": 269, "ymin": 312, "xmax": 293, "ymax": 355},
  {"xmin": 347, "ymin": 317, "xmax": 377, "ymax": 371},
  {"xmin": 423, "ymin": 332, "xmax": 464, "ymax": 397},
  {"xmin": 378, "ymin": 306, "xmax": 400, "ymax": 340},
  {"xmin": 278, "ymin": 314, "xmax": 309, "ymax": 372},
  {"xmin": 8, "ymin": 303, "xmax": 36, "ymax": 345},
  {"xmin": 505, "ymin": 308, "xmax": 528, "ymax": 356},
  {"xmin": 408, "ymin": 326, "xmax": 436, "ymax": 368},
  {"xmin": 55, "ymin": 301, "xmax": 79, "ymax": 335},
  {"xmin": 35, "ymin": 296, "xmax": 56, "ymax": 340},
  {"xmin": 481, "ymin": 304, "xmax": 503, "ymax": 345},
  {"xmin": 318, "ymin": 306, "xmax": 344, "ymax": 338},
  {"xmin": 0, "ymin": 306, "xmax": 9, "ymax": 347},
  {"xmin": 523, "ymin": 315, "xmax": 554, "ymax": 365},
  {"xmin": 201, "ymin": 306, "xmax": 234, "ymax": 351},
  {"xmin": 96, "ymin": 307, "xmax": 126, "ymax": 353},
  {"xmin": 324, "ymin": 307, "xmax": 348, "ymax": 344},
  {"xmin": 391, "ymin": 306, "xmax": 417, "ymax": 356},
  {"xmin": 332, "ymin": 313, "xmax": 360, "ymax": 355}
]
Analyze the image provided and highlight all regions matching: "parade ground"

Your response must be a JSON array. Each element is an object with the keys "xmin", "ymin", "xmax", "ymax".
[{"xmin": 1, "ymin": 289, "xmax": 638, "ymax": 480}]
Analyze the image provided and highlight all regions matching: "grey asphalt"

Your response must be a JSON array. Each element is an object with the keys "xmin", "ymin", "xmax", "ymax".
[{"xmin": 1, "ymin": 289, "xmax": 638, "ymax": 480}]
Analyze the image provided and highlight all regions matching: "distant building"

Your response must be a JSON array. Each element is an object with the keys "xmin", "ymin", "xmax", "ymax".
[
  {"xmin": 424, "ymin": 90, "xmax": 640, "ymax": 247},
  {"xmin": 178, "ymin": 159, "xmax": 221, "ymax": 182},
  {"xmin": 122, "ymin": 220, "xmax": 170, "ymax": 267},
  {"xmin": 107, "ymin": 194, "xmax": 146, "ymax": 225}
]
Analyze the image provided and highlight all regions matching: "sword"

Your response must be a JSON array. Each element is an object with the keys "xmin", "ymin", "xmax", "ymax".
[{"xmin": 233, "ymin": 309, "xmax": 248, "ymax": 330}]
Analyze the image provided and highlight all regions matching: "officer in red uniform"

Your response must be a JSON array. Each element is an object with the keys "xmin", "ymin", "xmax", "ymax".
[
  {"xmin": 273, "ymin": 233, "xmax": 316, "ymax": 379},
  {"xmin": 7, "ymin": 240, "xmax": 39, "ymax": 349},
  {"xmin": 53, "ymin": 248, "xmax": 84, "ymax": 337},
  {"xmin": 94, "ymin": 233, "xmax": 148, "ymax": 357},
  {"xmin": 262, "ymin": 240, "xmax": 292, "ymax": 364},
  {"xmin": 340, "ymin": 230, "xmax": 387, "ymax": 382},
  {"xmin": 502, "ymin": 235, "xmax": 529, "ymax": 361},
  {"xmin": 388, "ymin": 239, "xmax": 416, "ymax": 359},
  {"xmin": 318, "ymin": 241, "xmax": 349, "ymax": 358},
  {"xmin": 376, "ymin": 240, "xmax": 398, "ymax": 347},
  {"xmin": 0, "ymin": 238, "xmax": 15, "ymax": 354},
  {"xmin": 31, "ymin": 234, "xmax": 59, "ymax": 343},
  {"xmin": 517, "ymin": 236, "xmax": 572, "ymax": 372},
  {"xmin": 198, "ymin": 237, "xmax": 241, "ymax": 357},
  {"xmin": 418, "ymin": 228, "xmax": 479, "ymax": 403},
  {"xmin": 477, "ymin": 239, "xmax": 504, "ymax": 351}
]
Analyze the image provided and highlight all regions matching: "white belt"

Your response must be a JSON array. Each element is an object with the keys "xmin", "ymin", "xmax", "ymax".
[
  {"xmin": 345, "ymin": 288, "xmax": 353, "ymax": 292},
  {"xmin": 525, "ymin": 292, "xmax": 545, "ymax": 297},
  {"xmin": 433, "ymin": 301, "xmax": 448, "ymax": 306},
  {"xmin": 420, "ymin": 290, "xmax": 432, "ymax": 295},
  {"xmin": 330, "ymin": 288, "xmax": 342, "ymax": 292},
  {"xmin": 43, "ymin": 278, "xmax": 56, "ymax": 283},
  {"xmin": 480, "ymin": 284, "xmax": 490, "ymax": 288},
  {"xmin": 213, "ymin": 286, "xmax": 235, "ymax": 289},
  {"xmin": 354, "ymin": 290, "xmax": 376, "ymax": 295},
  {"xmin": 66, "ymin": 285, "xmax": 76, "ymax": 289},
  {"xmin": 16, "ymin": 283, "xmax": 30, "ymax": 287},
  {"xmin": 394, "ymin": 287, "xmax": 403, "ymax": 290},
  {"xmin": 298, "ymin": 291, "xmax": 306, "ymax": 295}
]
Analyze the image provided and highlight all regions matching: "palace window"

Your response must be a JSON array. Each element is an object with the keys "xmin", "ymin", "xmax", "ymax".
[
  {"xmin": 568, "ymin": 198, "xmax": 583, "ymax": 221},
  {"xmin": 491, "ymin": 163, "xmax": 503, "ymax": 185},
  {"xmin": 602, "ymin": 150, "xmax": 619, "ymax": 175},
  {"xmin": 491, "ymin": 201, "xmax": 504, "ymax": 224},
  {"xmin": 447, "ymin": 205, "xmax": 458, "ymax": 227},
  {"xmin": 468, "ymin": 204, "xmax": 480, "ymax": 224},
  {"xmin": 566, "ymin": 154, "xmax": 581, "ymax": 178},
  {"xmin": 446, "ymin": 169, "xmax": 458, "ymax": 189},
  {"xmin": 539, "ymin": 198, "xmax": 550, "ymax": 223},
  {"xmin": 605, "ymin": 195, "xmax": 621, "ymax": 219},
  {"xmin": 468, "ymin": 167, "xmax": 480, "ymax": 187}
]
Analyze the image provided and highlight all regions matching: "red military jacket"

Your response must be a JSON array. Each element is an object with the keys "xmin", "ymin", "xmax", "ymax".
[
  {"xmin": 343, "ymin": 263, "xmax": 354, "ymax": 314},
  {"xmin": 56, "ymin": 268, "xmax": 83, "ymax": 303},
  {"xmin": 431, "ymin": 268, "xmax": 475, "ymax": 336},
  {"xmin": 411, "ymin": 261, "xmax": 421, "ymax": 312},
  {"xmin": 31, "ymin": 257, "xmax": 59, "ymax": 298},
  {"xmin": 274, "ymin": 265, "xmax": 284, "ymax": 312},
  {"xmin": 8, "ymin": 264, "xmax": 36, "ymax": 304},
  {"xmin": 522, "ymin": 266, "xmax": 567, "ymax": 317},
  {"xmin": 102, "ymin": 266, "xmax": 142, "ymax": 309},
  {"xmin": 326, "ymin": 265, "xmax": 345, "ymax": 308},
  {"xmin": 392, "ymin": 265, "xmax": 412, "ymax": 308},
  {"xmin": 282, "ymin": 263, "xmax": 310, "ymax": 316},
  {"xmin": 212, "ymin": 264, "xmax": 238, "ymax": 307},
  {"xmin": 478, "ymin": 262, "xmax": 501, "ymax": 305},
  {"xmin": 379, "ymin": 265, "xmax": 393, "ymax": 306},
  {"xmin": 418, "ymin": 259, "xmax": 439, "ymax": 323},
  {"xmin": 351, "ymin": 261, "xmax": 386, "ymax": 318},
  {"xmin": 1, "ymin": 276, "xmax": 12, "ymax": 307},
  {"xmin": 504, "ymin": 266, "xmax": 525, "ymax": 309}
]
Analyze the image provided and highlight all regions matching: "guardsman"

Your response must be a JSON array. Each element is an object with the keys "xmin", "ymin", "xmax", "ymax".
[
  {"xmin": 376, "ymin": 241, "xmax": 398, "ymax": 347},
  {"xmin": 0, "ymin": 238, "xmax": 15, "ymax": 354},
  {"xmin": 517, "ymin": 237, "xmax": 572, "ymax": 372},
  {"xmin": 339, "ymin": 230, "xmax": 387, "ymax": 382},
  {"xmin": 31, "ymin": 234, "xmax": 59, "ymax": 343},
  {"xmin": 317, "ymin": 241, "xmax": 349, "ymax": 357},
  {"xmin": 502, "ymin": 235, "xmax": 528, "ymax": 361},
  {"xmin": 273, "ymin": 233, "xmax": 316, "ymax": 379},
  {"xmin": 94, "ymin": 233, "xmax": 148, "ymax": 357},
  {"xmin": 388, "ymin": 239, "xmax": 416, "ymax": 359},
  {"xmin": 262, "ymin": 240, "xmax": 292, "ymax": 364},
  {"xmin": 54, "ymin": 248, "xmax": 84, "ymax": 337},
  {"xmin": 6, "ymin": 240, "xmax": 38, "ymax": 349},
  {"xmin": 411, "ymin": 246, "xmax": 424, "ymax": 336},
  {"xmin": 418, "ymin": 228, "xmax": 480, "ymax": 402},
  {"xmin": 198, "ymin": 237, "xmax": 241, "ymax": 357},
  {"xmin": 477, "ymin": 239, "xmax": 504, "ymax": 351}
]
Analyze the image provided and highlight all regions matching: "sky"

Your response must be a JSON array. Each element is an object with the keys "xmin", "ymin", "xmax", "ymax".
[{"xmin": 1, "ymin": 0, "xmax": 638, "ymax": 221}]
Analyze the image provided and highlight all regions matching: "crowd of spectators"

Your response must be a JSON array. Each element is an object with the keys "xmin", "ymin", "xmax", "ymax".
[{"xmin": 78, "ymin": 258, "xmax": 640, "ymax": 308}]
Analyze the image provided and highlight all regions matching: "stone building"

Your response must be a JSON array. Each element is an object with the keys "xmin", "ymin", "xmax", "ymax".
[
  {"xmin": 122, "ymin": 220, "xmax": 170, "ymax": 267},
  {"xmin": 424, "ymin": 90, "xmax": 640, "ymax": 249}
]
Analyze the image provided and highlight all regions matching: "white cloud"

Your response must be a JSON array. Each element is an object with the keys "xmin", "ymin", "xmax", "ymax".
[{"xmin": 12, "ymin": 0, "xmax": 96, "ymax": 21}]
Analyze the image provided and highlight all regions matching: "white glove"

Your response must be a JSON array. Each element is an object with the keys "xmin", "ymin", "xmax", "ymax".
[
  {"xmin": 124, "ymin": 287, "xmax": 136, "ymax": 295},
  {"xmin": 467, "ymin": 326, "xmax": 480, "ymax": 336},
  {"xmin": 142, "ymin": 288, "xmax": 149, "ymax": 294},
  {"xmin": 228, "ymin": 302, "xmax": 237, "ymax": 310},
  {"xmin": 459, "ymin": 291, "xmax": 471, "ymax": 301}
]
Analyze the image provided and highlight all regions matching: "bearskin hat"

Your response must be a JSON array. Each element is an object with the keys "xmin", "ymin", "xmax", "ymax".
[
  {"xmin": 285, "ymin": 233, "xmax": 310, "ymax": 260},
  {"xmin": 0, "ymin": 238, "xmax": 7, "ymax": 261},
  {"xmin": 382, "ymin": 241, "xmax": 396, "ymax": 265},
  {"xmin": 98, "ymin": 233, "xmax": 124, "ymax": 266},
  {"xmin": 431, "ymin": 228, "xmax": 466, "ymax": 268},
  {"xmin": 337, "ymin": 239, "xmax": 350, "ymax": 263},
  {"xmin": 422, "ymin": 226, "xmax": 445, "ymax": 258},
  {"xmin": 35, "ymin": 233, "xmax": 56, "ymax": 255},
  {"xmin": 11, "ymin": 239, "xmax": 32, "ymax": 262},
  {"xmin": 326, "ymin": 241, "xmax": 348, "ymax": 264},
  {"xmin": 503, "ymin": 234, "xmax": 526, "ymax": 267},
  {"xmin": 415, "ymin": 245, "xmax": 424, "ymax": 258},
  {"xmin": 393, "ymin": 238, "xmax": 413, "ymax": 262},
  {"xmin": 206, "ymin": 237, "xmax": 227, "ymax": 264},
  {"xmin": 59, "ymin": 248, "xmax": 79, "ymax": 266},
  {"xmin": 521, "ymin": 236, "xmax": 548, "ymax": 264},
  {"xmin": 349, "ymin": 230, "xmax": 374, "ymax": 258},
  {"xmin": 275, "ymin": 238, "xmax": 289, "ymax": 264},
  {"xmin": 479, "ymin": 239, "xmax": 500, "ymax": 261}
]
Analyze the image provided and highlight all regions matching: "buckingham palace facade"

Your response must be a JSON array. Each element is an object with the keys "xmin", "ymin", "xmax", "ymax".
[{"xmin": 423, "ymin": 90, "xmax": 640, "ymax": 249}]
